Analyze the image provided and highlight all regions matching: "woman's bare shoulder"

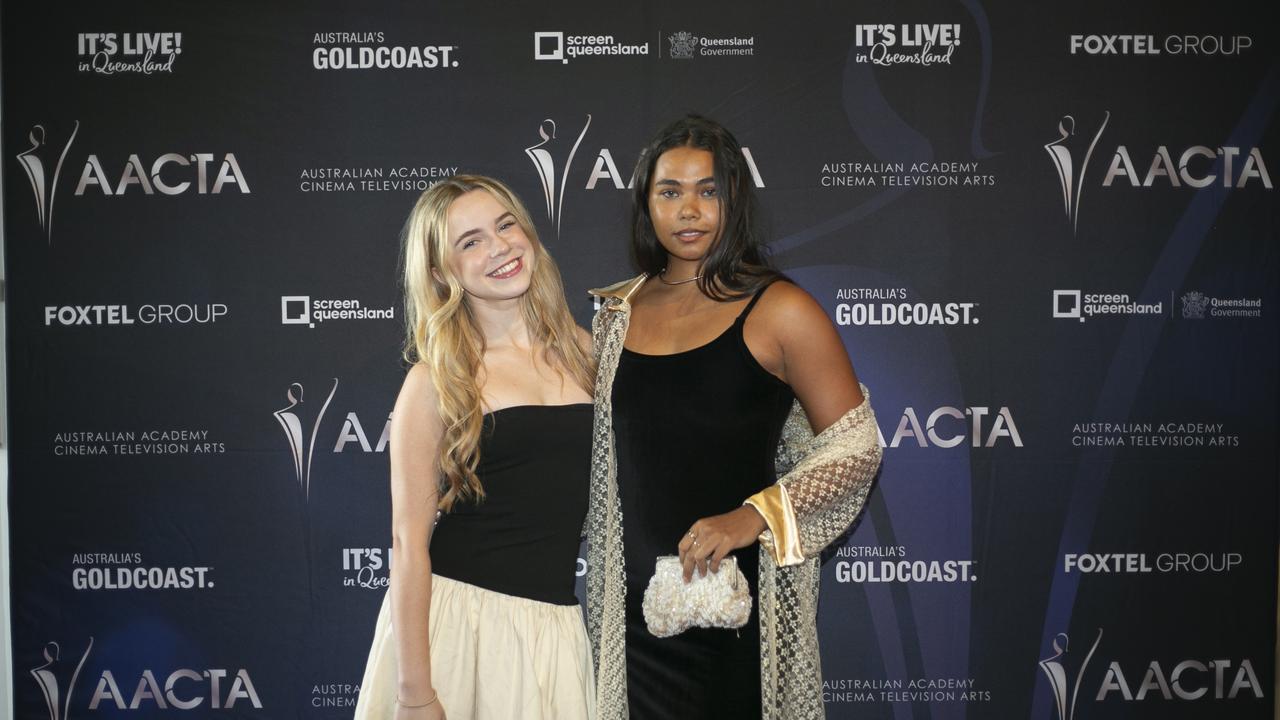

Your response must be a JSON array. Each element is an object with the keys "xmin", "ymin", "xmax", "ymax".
[
  {"xmin": 754, "ymin": 281, "xmax": 828, "ymax": 332},
  {"xmin": 396, "ymin": 363, "xmax": 440, "ymax": 417}
]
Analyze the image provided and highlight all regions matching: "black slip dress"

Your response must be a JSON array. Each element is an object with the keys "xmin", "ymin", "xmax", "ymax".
[{"xmin": 612, "ymin": 284, "xmax": 795, "ymax": 719}]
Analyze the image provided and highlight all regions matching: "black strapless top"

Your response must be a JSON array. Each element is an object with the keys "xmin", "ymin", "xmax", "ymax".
[{"xmin": 429, "ymin": 403, "xmax": 592, "ymax": 606}]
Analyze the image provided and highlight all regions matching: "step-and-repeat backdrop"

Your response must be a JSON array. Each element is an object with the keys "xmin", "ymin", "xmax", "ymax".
[{"xmin": 4, "ymin": 1, "xmax": 1276, "ymax": 718}]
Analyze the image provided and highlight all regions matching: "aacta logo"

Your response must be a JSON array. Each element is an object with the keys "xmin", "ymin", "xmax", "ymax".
[
  {"xmin": 16, "ymin": 121, "xmax": 249, "ymax": 243},
  {"xmin": 88, "ymin": 668, "xmax": 262, "ymax": 710},
  {"xmin": 75, "ymin": 151, "xmax": 249, "ymax": 195},
  {"xmin": 1045, "ymin": 113, "xmax": 1109, "ymax": 235},
  {"xmin": 274, "ymin": 379, "xmax": 339, "ymax": 500},
  {"xmin": 334, "ymin": 409, "xmax": 391, "ymax": 453},
  {"xmin": 1038, "ymin": 629, "xmax": 1263, "ymax": 717},
  {"xmin": 274, "ymin": 379, "xmax": 392, "ymax": 498},
  {"xmin": 32, "ymin": 637, "xmax": 263, "ymax": 714},
  {"xmin": 877, "ymin": 406, "xmax": 1023, "ymax": 448},
  {"xmin": 1101, "ymin": 145, "xmax": 1271, "ymax": 189},
  {"xmin": 525, "ymin": 114, "xmax": 764, "ymax": 237},
  {"xmin": 1039, "ymin": 630, "xmax": 1102, "ymax": 720},
  {"xmin": 31, "ymin": 638, "xmax": 94, "ymax": 720},
  {"xmin": 15, "ymin": 122, "xmax": 80, "ymax": 244},
  {"xmin": 1096, "ymin": 657, "xmax": 1262, "ymax": 702},
  {"xmin": 1048, "ymin": 112, "xmax": 1272, "ymax": 234},
  {"xmin": 525, "ymin": 115, "xmax": 593, "ymax": 237}
]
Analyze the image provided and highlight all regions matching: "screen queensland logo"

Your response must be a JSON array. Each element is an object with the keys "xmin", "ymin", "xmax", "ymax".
[
  {"xmin": 853, "ymin": 23, "xmax": 962, "ymax": 66},
  {"xmin": 1052, "ymin": 289, "xmax": 1164, "ymax": 322},
  {"xmin": 78, "ymin": 32, "xmax": 183, "ymax": 75},
  {"xmin": 273, "ymin": 378, "xmax": 391, "ymax": 501},
  {"xmin": 1038, "ymin": 629, "xmax": 1263, "ymax": 719},
  {"xmin": 280, "ymin": 295, "xmax": 394, "ymax": 329},
  {"xmin": 534, "ymin": 31, "xmax": 649, "ymax": 63},
  {"xmin": 523, "ymin": 114, "xmax": 764, "ymax": 237},
  {"xmin": 1045, "ymin": 111, "xmax": 1271, "ymax": 235},
  {"xmin": 312, "ymin": 31, "xmax": 458, "ymax": 70}
]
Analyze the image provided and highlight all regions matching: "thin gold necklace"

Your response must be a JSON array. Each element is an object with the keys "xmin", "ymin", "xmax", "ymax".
[{"xmin": 659, "ymin": 270, "xmax": 703, "ymax": 285}]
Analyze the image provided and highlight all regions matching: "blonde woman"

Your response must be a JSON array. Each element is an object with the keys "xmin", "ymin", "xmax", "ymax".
[{"xmin": 355, "ymin": 176, "xmax": 596, "ymax": 720}]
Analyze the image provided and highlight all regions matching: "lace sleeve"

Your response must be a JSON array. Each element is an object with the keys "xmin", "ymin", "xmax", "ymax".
[
  {"xmin": 746, "ymin": 385, "xmax": 881, "ymax": 566},
  {"xmin": 590, "ymin": 302, "xmax": 611, "ymax": 361}
]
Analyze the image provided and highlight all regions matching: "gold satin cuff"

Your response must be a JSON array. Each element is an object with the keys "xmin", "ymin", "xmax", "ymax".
[{"xmin": 745, "ymin": 484, "xmax": 804, "ymax": 567}]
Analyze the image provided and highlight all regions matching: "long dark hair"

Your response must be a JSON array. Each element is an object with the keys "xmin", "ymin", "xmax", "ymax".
[{"xmin": 631, "ymin": 114, "xmax": 781, "ymax": 300}]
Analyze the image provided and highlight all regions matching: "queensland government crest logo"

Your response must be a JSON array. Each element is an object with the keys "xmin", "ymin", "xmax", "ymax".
[
  {"xmin": 1180, "ymin": 292, "xmax": 1210, "ymax": 319},
  {"xmin": 667, "ymin": 32, "xmax": 699, "ymax": 59}
]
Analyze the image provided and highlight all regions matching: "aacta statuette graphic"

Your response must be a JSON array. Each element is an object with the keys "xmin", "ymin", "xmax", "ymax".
[
  {"xmin": 15, "ymin": 121, "xmax": 80, "ymax": 244},
  {"xmin": 524, "ymin": 115, "xmax": 591, "ymax": 238},
  {"xmin": 1038, "ymin": 629, "xmax": 1103, "ymax": 720},
  {"xmin": 1044, "ymin": 112, "xmax": 1109, "ymax": 235},
  {"xmin": 274, "ymin": 379, "xmax": 338, "ymax": 500},
  {"xmin": 31, "ymin": 638, "xmax": 94, "ymax": 720}
]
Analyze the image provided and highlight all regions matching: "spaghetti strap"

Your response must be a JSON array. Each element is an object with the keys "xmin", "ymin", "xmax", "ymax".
[{"xmin": 736, "ymin": 280, "xmax": 779, "ymax": 321}]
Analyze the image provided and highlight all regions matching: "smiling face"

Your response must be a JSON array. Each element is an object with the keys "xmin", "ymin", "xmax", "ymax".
[
  {"xmin": 646, "ymin": 145, "xmax": 722, "ymax": 275},
  {"xmin": 443, "ymin": 189, "xmax": 537, "ymax": 304}
]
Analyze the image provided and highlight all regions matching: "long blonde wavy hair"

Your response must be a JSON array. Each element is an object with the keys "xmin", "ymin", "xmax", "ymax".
[{"xmin": 401, "ymin": 175, "xmax": 595, "ymax": 511}]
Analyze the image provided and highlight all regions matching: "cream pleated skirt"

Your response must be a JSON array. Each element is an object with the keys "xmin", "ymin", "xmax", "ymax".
[{"xmin": 353, "ymin": 574, "xmax": 595, "ymax": 720}]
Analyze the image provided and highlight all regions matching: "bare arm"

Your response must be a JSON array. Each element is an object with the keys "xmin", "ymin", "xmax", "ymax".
[
  {"xmin": 768, "ymin": 283, "xmax": 865, "ymax": 429},
  {"xmin": 744, "ymin": 284, "xmax": 879, "ymax": 564},
  {"xmin": 390, "ymin": 364, "xmax": 446, "ymax": 717}
]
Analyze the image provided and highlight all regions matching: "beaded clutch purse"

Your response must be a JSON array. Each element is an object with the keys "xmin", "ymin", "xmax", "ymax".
[{"xmin": 641, "ymin": 555, "xmax": 753, "ymax": 637}]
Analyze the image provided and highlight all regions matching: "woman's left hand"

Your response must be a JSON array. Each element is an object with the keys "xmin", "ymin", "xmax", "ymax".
[{"xmin": 677, "ymin": 506, "xmax": 768, "ymax": 582}]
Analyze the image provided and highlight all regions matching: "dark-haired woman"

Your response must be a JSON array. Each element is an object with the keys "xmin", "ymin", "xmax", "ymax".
[{"xmin": 585, "ymin": 115, "xmax": 883, "ymax": 719}]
